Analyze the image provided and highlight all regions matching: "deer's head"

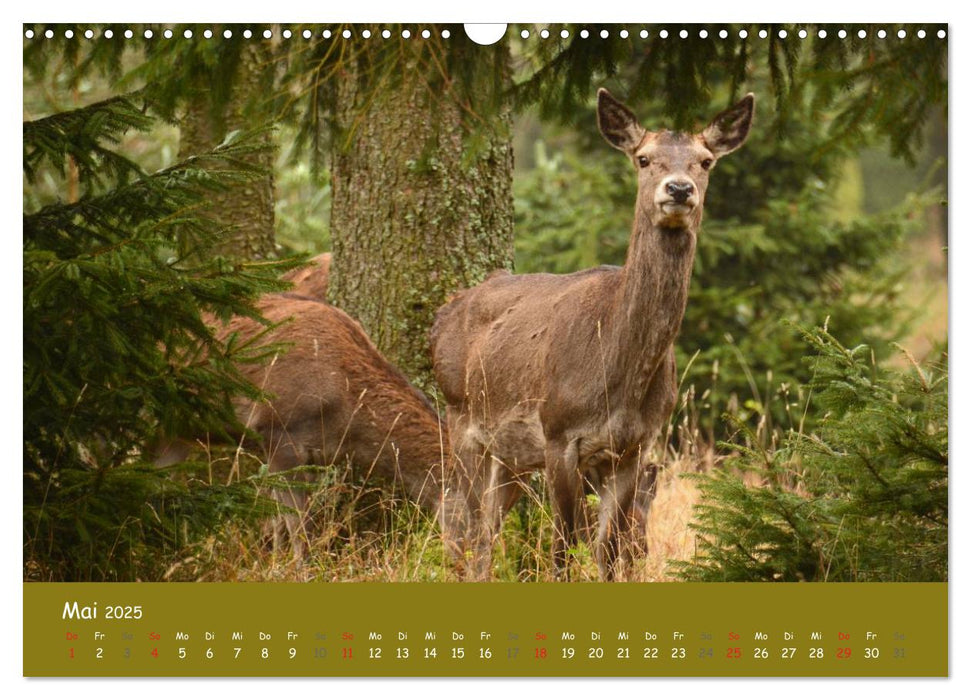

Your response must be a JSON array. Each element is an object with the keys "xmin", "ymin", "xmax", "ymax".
[{"xmin": 597, "ymin": 89, "xmax": 754, "ymax": 231}]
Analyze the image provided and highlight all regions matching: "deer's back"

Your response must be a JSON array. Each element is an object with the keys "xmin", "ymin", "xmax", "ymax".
[{"xmin": 431, "ymin": 265, "xmax": 622, "ymax": 414}]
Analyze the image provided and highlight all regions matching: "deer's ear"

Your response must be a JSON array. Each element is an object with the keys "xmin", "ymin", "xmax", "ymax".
[
  {"xmin": 702, "ymin": 93, "xmax": 755, "ymax": 157},
  {"xmin": 597, "ymin": 88, "xmax": 646, "ymax": 154}
]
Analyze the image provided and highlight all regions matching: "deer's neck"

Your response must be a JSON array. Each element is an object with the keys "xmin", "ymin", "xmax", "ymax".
[
  {"xmin": 403, "ymin": 434, "xmax": 448, "ymax": 512},
  {"xmin": 609, "ymin": 214, "xmax": 696, "ymax": 372},
  {"xmin": 381, "ymin": 404, "xmax": 448, "ymax": 513}
]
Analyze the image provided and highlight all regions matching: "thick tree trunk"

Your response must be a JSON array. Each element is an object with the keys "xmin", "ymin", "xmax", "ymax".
[
  {"xmin": 179, "ymin": 41, "xmax": 276, "ymax": 261},
  {"xmin": 329, "ymin": 41, "xmax": 515, "ymax": 393}
]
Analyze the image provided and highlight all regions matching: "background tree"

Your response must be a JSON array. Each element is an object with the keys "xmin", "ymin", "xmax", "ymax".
[
  {"xmin": 279, "ymin": 27, "xmax": 515, "ymax": 390},
  {"xmin": 23, "ymin": 25, "xmax": 281, "ymax": 262},
  {"xmin": 118, "ymin": 30, "xmax": 282, "ymax": 261},
  {"xmin": 176, "ymin": 40, "xmax": 278, "ymax": 260}
]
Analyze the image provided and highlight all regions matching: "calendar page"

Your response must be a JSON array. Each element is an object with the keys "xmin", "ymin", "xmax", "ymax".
[{"xmin": 22, "ymin": 19, "xmax": 949, "ymax": 680}]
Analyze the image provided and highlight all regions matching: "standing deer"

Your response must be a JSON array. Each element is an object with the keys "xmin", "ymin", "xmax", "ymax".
[{"xmin": 431, "ymin": 89, "xmax": 754, "ymax": 580}]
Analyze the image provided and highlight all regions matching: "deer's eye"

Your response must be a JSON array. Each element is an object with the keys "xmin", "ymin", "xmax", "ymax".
[
  {"xmin": 637, "ymin": 156, "xmax": 650, "ymax": 168},
  {"xmin": 700, "ymin": 158, "xmax": 713, "ymax": 170}
]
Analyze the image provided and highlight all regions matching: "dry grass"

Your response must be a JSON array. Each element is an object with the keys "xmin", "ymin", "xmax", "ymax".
[
  {"xmin": 163, "ymin": 466, "xmax": 455, "ymax": 583},
  {"xmin": 631, "ymin": 452, "xmax": 710, "ymax": 582}
]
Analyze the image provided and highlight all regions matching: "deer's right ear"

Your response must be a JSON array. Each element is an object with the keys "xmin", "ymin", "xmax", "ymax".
[{"xmin": 597, "ymin": 88, "xmax": 646, "ymax": 154}]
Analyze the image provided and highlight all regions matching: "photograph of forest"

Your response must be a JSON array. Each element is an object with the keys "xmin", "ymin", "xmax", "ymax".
[{"xmin": 23, "ymin": 24, "xmax": 947, "ymax": 583}]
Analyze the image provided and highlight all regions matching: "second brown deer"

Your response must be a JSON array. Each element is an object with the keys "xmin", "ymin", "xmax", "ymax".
[
  {"xmin": 431, "ymin": 89, "xmax": 754, "ymax": 580},
  {"xmin": 161, "ymin": 292, "xmax": 454, "ymax": 560}
]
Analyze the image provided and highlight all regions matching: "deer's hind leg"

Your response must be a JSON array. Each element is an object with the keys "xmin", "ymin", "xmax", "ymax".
[
  {"xmin": 478, "ymin": 458, "xmax": 524, "ymax": 576},
  {"xmin": 441, "ymin": 420, "xmax": 497, "ymax": 580}
]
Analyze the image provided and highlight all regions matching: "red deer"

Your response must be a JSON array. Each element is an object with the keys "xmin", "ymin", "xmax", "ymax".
[
  {"xmin": 163, "ymin": 293, "xmax": 452, "ymax": 559},
  {"xmin": 431, "ymin": 89, "xmax": 754, "ymax": 580},
  {"xmin": 282, "ymin": 252, "xmax": 331, "ymax": 301}
]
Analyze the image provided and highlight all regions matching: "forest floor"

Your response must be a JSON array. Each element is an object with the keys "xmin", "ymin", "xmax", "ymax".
[{"xmin": 160, "ymin": 445, "xmax": 716, "ymax": 583}]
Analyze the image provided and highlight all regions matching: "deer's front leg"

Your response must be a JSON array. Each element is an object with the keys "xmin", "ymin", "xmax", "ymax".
[
  {"xmin": 595, "ymin": 449, "xmax": 639, "ymax": 581},
  {"xmin": 627, "ymin": 460, "xmax": 661, "ymax": 559},
  {"xmin": 264, "ymin": 437, "xmax": 314, "ymax": 560},
  {"xmin": 545, "ymin": 438, "xmax": 583, "ymax": 580}
]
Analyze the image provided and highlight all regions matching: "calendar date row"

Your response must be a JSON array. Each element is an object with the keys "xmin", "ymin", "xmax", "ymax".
[{"xmin": 69, "ymin": 644, "xmax": 905, "ymax": 662}]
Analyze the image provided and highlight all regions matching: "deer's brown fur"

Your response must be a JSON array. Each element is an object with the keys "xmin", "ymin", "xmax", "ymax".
[{"xmin": 219, "ymin": 293, "xmax": 447, "ymax": 557}]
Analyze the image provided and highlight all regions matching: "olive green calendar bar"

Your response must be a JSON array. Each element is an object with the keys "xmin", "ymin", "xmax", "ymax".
[{"xmin": 24, "ymin": 582, "xmax": 947, "ymax": 677}]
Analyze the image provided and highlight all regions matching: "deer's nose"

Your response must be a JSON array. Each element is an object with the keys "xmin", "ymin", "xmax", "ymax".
[{"xmin": 665, "ymin": 181, "xmax": 694, "ymax": 204}]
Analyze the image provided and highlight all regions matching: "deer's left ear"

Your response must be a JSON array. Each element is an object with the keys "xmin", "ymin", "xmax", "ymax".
[{"xmin": 702, "ymin": 93, "xmax": 755, "ymax": 158}]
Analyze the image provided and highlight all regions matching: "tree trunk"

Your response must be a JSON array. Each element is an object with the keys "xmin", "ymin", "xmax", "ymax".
[
  {"xmin": 329, "ymin": 39, "xmax": 514, "ymax": 392},
  {"xmin": 179, "ymin": 41, "xmax": 276, "ymax": 261}
]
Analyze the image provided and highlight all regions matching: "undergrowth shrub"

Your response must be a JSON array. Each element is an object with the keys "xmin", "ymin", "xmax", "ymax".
[{"xmin": 675, "ymin": 327, "xmax": 947, "ymax": 582}]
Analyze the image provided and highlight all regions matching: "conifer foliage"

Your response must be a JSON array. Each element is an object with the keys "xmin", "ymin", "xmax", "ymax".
[
  {"xmin": 23, "ymin": 93, "xmax": 295, "ymax": 581},
  {"xmin": 676, "ymin": 328, "xmax": 947, "ymax": 582}
]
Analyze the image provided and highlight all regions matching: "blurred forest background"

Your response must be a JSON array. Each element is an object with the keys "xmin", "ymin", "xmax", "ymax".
[{"xmin": 23, "ymin": 24, "xmax": 947, "ymax": 583}]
